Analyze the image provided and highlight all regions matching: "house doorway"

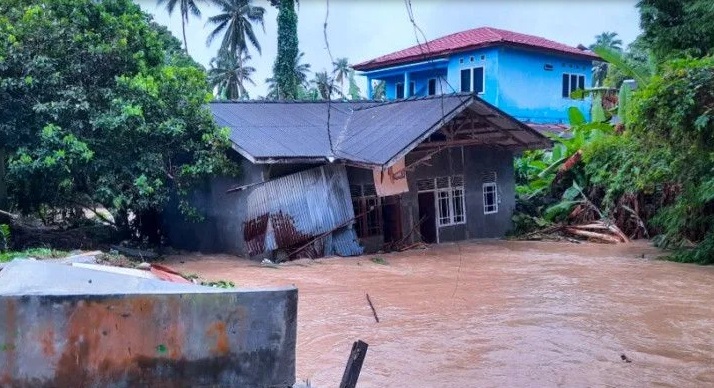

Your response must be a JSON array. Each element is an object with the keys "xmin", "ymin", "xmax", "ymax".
[
  {"xmin": 418, "ymin": 192, "xmax": 437, "ymax": 243},
  {"xmin": 381, "ymin": 196, "xmax": 403, "ymax": 243}
]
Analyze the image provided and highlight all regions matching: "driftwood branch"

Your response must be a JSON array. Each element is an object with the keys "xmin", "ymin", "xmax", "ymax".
[
  {"xmin": 366, "ymin": 293, "xmax": 379, "ymax": 323},
  {"xmin": 565, "ymin": 227, "xmax": 621, "ymax": 243}
]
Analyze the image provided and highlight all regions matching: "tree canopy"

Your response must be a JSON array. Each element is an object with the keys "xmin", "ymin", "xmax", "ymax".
[
  {"xmin": 637, "ymin": 0, "xmax": 714, "ymax": 61},
  {"xmin": 0, "ymin": 0, "xmax": 236, "ymax": 238}
]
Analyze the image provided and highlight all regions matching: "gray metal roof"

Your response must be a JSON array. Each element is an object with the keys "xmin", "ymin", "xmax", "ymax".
[{"xmin": 210, "ymin": 93, "xmax": 550, "ymax": 167}]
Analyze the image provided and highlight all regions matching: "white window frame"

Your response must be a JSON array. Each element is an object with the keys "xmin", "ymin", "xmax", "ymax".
[
  {"xmin": 483, "ymin": 182, "xmax": 498, "ymax": 214},
  {"xmin": 460, "ymin": 66, "xmax": 485, "ymax": 95},
  {"xmin": 562, "ymin": 73, "xmax": 585, "ymax": 99},
  {"xmin": 416, "ymin": 176, "xmax": 465, "ymax": 227}
]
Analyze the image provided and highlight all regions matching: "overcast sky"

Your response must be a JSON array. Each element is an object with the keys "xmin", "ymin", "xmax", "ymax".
[{"xmin": 135, "ymin": 0, "xmax": 641, "ymax": 98}]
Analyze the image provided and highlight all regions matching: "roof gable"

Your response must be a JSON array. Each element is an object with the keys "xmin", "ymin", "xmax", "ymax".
[{"xmin": 353, "ymin": 26, "xmax": 599, "ymax": 71}]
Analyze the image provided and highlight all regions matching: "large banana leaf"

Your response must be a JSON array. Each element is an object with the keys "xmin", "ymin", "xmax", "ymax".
[{"xmin": 592, "ymin": 45, "xmax": 650, "ymax": 86}]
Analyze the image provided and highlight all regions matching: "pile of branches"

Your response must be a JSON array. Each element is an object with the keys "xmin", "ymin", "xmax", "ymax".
[{"xmin": 0, "ymin": 210, "xmax": 116, "ymax": 251}]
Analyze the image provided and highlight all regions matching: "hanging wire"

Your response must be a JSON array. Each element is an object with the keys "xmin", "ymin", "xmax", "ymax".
[{"xmin": 323, "ymin": 0, "xmax": 336, "ymax": 156}]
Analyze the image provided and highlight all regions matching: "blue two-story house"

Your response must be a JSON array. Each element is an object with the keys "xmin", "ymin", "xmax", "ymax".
[{"xmin": 353, "ymin": 26, "xmax": 598, "ymax": 124}]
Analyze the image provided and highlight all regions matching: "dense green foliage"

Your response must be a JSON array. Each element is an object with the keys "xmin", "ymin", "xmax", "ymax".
[
  {"xmin": 271, "ymin": 0, "xmax": 299, "ymax": 99},
  {"xmin": 637, "ymin": 0, "xmax": 714, "ymax": 62},
  {"xmin": 516, "ymin": 57, "xmax": 714, "ymax": 262},
  {"xmin": 628, "ymin": 57, "xmax": 714, "ymax": 262},
  {"xmin": 0, "ymin": 0, "xmax": 237, "ymax": 239}
]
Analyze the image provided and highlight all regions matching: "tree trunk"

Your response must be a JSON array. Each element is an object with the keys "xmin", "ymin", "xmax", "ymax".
[
  {"xmin": 0, "ymin": 147, "xmax": 7, "ymax": 211},
  {"xmin": 182, "ymin": 17, "xmax": 188, "ymax": 53}
]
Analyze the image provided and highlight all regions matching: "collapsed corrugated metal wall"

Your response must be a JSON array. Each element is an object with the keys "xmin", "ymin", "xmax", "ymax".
[{"xmin": 242, "ymin": 164, "xmax": 363, "ymax": 259}]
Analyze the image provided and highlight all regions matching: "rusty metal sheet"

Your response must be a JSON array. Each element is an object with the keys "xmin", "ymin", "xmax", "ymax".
[{"xmin": 242, "ymin": 164, "xmax": 363, "ymax": 258}]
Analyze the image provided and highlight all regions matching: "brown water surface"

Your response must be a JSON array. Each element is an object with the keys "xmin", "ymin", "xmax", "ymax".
[{"xmin": 170, "ymin": 240, "xmax": 714, "ymax": 387}]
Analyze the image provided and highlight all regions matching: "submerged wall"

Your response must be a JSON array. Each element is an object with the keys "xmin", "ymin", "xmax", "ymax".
[{"xmin": 0, "ymin": 260, "xmax": 297, "ymax": 388}]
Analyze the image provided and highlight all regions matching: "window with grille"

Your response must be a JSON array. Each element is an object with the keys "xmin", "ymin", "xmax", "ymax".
[
  {"xmin": 483, "ymin": 182, "xmax": 498, "ymax": 214},
  {"xmin": 418, "ymin": 176, "xmax": 466, "ymax": 227},
  {"xmin": 351, "ymin": 184, "xmax": 382, "ymax": 238}
]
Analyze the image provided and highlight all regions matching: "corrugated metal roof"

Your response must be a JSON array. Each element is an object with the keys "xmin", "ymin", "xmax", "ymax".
[
  {"xmin": 211, "ymin": 93, "xmax": 550, "ymax": 167},
  {"xmin": 353, "ymin": 26, "xmax": 599, "ymax": 71},
  {"xmin": 335, "ymin": 95, "xmax": 468, "ymax": 165}
]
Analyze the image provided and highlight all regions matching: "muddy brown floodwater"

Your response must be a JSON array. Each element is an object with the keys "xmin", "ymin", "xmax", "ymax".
[{"xmin": 169, "ymin": 240, "xmax": 714, "ymax": 387}]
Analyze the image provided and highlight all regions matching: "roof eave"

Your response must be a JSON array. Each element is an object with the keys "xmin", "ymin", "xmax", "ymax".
[{"xmin": 353, "ymin": 42, "xmax": 599, "ymax": 71}]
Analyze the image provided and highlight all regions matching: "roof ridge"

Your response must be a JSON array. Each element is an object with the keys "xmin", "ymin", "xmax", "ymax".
[
  {"xmin": 209, "ymin": 99, "xmax": 383, "ymax": 104},
  {"xmin": 352, "ymin": 92, "xmax": 473, "ymax": 111}
]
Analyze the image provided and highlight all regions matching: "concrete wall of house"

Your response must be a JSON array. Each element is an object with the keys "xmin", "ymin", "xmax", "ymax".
[
  {"xmin": 445, "ymin": 47, "xmax": 501, "ymax": 103},
  {"xmin": 364, "ymin": 45, "xmax": 593, "ymax": 124},
  {"xmin": 163, "ymin": 158, "xmax": 266, "ymax": 254},
  {"xmin": 402, "ymin": 145, "xmax": 515, "ymax": 242},
  {"xmin": 347, "ymin": 146, "xmax": 515, "ymax": 252},
  {"xmin": 496, "ymin": 47, "xmax": 593, "ymax": 123}
]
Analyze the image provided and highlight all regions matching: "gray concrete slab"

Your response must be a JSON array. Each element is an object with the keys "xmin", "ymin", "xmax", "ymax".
[{"xmin": 0, "ymin": 260, "xmax": 297, "ymax": 387}]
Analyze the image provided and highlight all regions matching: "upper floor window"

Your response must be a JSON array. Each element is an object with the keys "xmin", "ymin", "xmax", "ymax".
[
  {"xmin": 428, "ymin": 79, "xmax": 437, "ymax": 96},
  {"xmin": 396, "ymin": 82, "xmax": 404, "ymax": 99},
  {"xmin": 409, "ymin": 81, "xmax": 415, "ymax": 97},
  {"xmin": 460, "ymin": 67, "xmax": 485, "ymax": 94},
  {"xmin": 562, "ymin": 73, "xmax": 585, "ymax": 98}
]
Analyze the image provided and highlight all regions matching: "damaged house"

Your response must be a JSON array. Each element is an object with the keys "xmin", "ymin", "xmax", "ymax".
[{"xmin": 164, "ymin": 93, "xmax": 550, "ymax": 259}]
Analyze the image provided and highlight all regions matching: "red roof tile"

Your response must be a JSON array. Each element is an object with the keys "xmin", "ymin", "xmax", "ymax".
[{"xmin": 353, "ymin": 27, "xmax": 599, "ymax": 71}]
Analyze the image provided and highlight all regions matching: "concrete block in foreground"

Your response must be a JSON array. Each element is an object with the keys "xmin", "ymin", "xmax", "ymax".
[{"xmin": 0, "ymin": 260, "xmax": 297, "ymax": 388}]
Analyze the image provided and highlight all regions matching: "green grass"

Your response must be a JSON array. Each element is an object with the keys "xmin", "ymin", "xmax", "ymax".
[
  {"xmin": 0, "ymin": 248, "xmax": 69, "ymax": 263},
  {"xmin": 201, "ymin": 280, "xmax": 236, "ymax": 288}
]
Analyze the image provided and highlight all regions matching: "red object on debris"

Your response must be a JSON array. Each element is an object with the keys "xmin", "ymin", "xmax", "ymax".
[{"xmin": 150, "ymin": 263, "xmax": 192, "ymax": 284}]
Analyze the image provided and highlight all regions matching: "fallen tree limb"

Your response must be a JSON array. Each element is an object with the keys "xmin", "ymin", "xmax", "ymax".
[
  {"xmin": 565, "ymin": 228, "xmax": 621, "ymax": 243},
  {"xmin": 365, "ymin": 293, "xmax": 379, "ymax": 323}
]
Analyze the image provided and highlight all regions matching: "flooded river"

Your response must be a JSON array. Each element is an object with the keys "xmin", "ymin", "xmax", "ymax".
[{"xmin": 170, "ymin": 240, "xmax": 714, "ymax": 387}]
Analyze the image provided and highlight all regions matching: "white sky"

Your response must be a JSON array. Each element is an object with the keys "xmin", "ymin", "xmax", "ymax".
[{"xmin": 135, "ymin": 0, "xmax": 641, "ymax": 98}]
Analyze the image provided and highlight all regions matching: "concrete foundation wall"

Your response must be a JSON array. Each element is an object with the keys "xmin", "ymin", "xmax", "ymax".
[{"xmin": 0, "ymin": 262, "xmax": 297, "ymax": 388}]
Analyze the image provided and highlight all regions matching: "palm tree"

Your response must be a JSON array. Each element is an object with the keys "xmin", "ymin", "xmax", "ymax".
[
  {"xmin": 208, "ymin": 50, "xmax": 256, "ymax": 100},
  {"xmin": 590, "ymin": 32, "xmax": 623, "ymax": 51},
  {"xmin": 313, "ymin": 71, "xmax": 339, "ymax": 100},
  {"xmin": 294, "ymin": 52, "xmax": 311, "ymax": 88},
  {"xmin": 332, "ymin": 57, "xmax": 350, "ymax": 96},
  {"xmin": 206, "ymin": 0, "xmax": 266, "ymax": 57},
  {"xmin": 590, "ymin": 32, "xmax": 623, "ymax": 86},
  {"xmin": 265, "ymin": 76, "xmax": 278, "ymax": 100},
  {"xmin": 590, "ymin": 32, "xmax": 623, "ymax": 87},
  {"xmin": 266, "ymin": 52, "xmax": 311, "ymax": 100},
  {"xmin": 347, "ymin": 69, "xmax": 362, "ymax": 100},
  {"xmin": 157, "ymin": 0, "xmax": 205, "ymax": 52}
]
